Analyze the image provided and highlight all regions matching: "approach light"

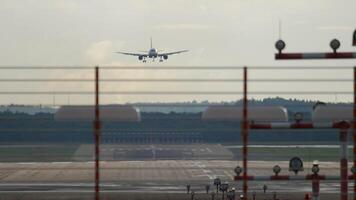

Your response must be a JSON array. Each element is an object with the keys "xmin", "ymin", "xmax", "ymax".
[
  {"xmin": 275, "ymin": 40, "xmax": 286, "ymax": 53},
  {"xmin": 214, "ymin": 178, "xmax": 221, "ymax": 186},
  {"xmin": 219, "ymin": 182, "xmax": 229, "ymax": 192},
  {"xmin": 234, "ymin": 166, "xmax": 242, "ymax": 176},
  {"xmin": 294, "ymin": 112, "xmax": 303, "ymax": 123},
  {"xmin": 351, "ymin": 166, "xmax": 356, "ymax": 174},
  {"xmin": 312, "ymin": 160, "xmax": 320, "ymax": 174},
  {"xmin": 273, "ymin": 165, "xmax": 281, "ymax": 176},
  {"xmin": 289, "ymin": 157, "xmax": 304, "ymax": 175},
  {"xmin": 330, "ymin": 39, "xmax": 341, "ymax": 53}
]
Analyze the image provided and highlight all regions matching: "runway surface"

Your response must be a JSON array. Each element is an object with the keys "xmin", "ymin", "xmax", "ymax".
[
  {"xmin": 0, "ymin": 160, "xmax": 354, "ymax": 199},
  {"xmin": 0, "ymin": 144, "xmax": 353, "ymax": 199}
]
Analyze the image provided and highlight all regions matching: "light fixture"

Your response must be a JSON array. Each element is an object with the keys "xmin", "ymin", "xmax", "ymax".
[
  {"xmin": 234, "ymin": 166, "xmax": 242, "ymax": 176},
  {"xmin": 275, "ymin": 40, "xmax": 286, "ymax": 53},
  {"xmin": 273, "ymin": 165, "xmax": 281, "ymax": 176},
  {"xmin": 330, "ymin": 39, "xmax": 341, "ymax": 53},
  {"xmin": 294, "ymin": 112, "xmax": 303, "ymax": 123}
]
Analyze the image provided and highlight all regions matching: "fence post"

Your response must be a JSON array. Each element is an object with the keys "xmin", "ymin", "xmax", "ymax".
[
  {"xmin": 94, "ymin": 66, "xmax": 101, "ymax": 200},
  {"xmin": 242, "ymin": 66, "xmax": 248, "ymax": 200},
  {"xmin": 340, "ymin": 129, "xmax": 348, "ymax": 200},
  {"xmin": 353, "ymin": 66, "xmax": 356, "ymax": 200}
]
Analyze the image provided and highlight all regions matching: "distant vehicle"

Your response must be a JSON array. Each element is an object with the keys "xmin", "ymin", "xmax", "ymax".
[{"xmin": 116, "ymin": 38, "xmax": 188, "ymax": 62}]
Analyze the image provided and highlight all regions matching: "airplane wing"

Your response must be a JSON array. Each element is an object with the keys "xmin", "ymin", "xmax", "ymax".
[
  {"xmin": 116, "ymin": 51, "xmax": 147, "ymax": 57},
  {"xmin": 158, "ymin": 50, "xmax": 189, "ymax": 56}
]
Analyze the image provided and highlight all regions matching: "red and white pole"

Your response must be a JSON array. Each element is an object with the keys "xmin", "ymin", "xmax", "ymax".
[
  {"xmin": 311, "ymin": 175, "xmax": 320, "ymax": 200},
  {"xmin": 340, "ymin": 129, "xmax": 349, "ymax": 200},
  {"xmin": 94, "ymin": 66, "xmax": 101, "ymax": 200},
  {"xmin": 353, "ymin": 66, "xmax": 356, "ymax": 200},
  {"xmin": 235, "ymin": 175, "xmax": 334, "ymax": 181},
  {"xmin": 242, "ymin": 67, "xmax": 248, "ymax": 200},
  {"xmin": 250, "ymin": 122, "xmax": 348, "ymax": 130},
  {"xmin": 275, "ymin": 38, "xmax": 356, "ymax": 60},
  {"xmin": 276, "ymin": 52, "xmax": 356, "ymax": 60}
]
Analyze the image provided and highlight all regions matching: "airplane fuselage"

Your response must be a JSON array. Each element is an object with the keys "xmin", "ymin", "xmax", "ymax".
[{"xmin": 148, "ymin": 48, "xmax": 158, "ymax": 58}]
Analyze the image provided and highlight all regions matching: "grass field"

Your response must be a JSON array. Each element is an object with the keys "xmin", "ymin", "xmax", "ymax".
[
  {"xmin": 0, "ymin": 144, "xmax": 350, "ymax": 162},
  {"xmin": 0, "ymin": 144, "xmax": 79, "ymax": 162}
]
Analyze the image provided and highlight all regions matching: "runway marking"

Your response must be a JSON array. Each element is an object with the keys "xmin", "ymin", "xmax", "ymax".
[
  {"xmin": 223, "ymin": 170, "xmax": 234, "ymax": 180},
  {"xmin": 51, "ymin": 162, "xmax": 72, "ymax": 164},
  {"xmin": 206, "ymin": 148, "xmax": 212, "ymax": 153},
  {"xmin": 17, "ymin": 162, "xmax": 36, "ymax": 165}
]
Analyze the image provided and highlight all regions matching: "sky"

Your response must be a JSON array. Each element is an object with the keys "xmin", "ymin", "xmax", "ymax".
[{"xmin": 0, "ymin": 0, "xmax": 355, "ymax": 105}]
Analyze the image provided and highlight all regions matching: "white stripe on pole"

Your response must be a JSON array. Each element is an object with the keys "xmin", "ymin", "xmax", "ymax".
[
  {"xmin": 303, "ymin": 53, "xmax": 326, "ymax": 59},
  {"xmin": 289, "ymin": 176, "xmax": 306, "ymax": 181},
  {"xmin": 341, "ymin": 141, "xmax": 348, "ymax": 159},
  {"xmin": 313, "ymin": 122, "xmax": 333, "ymax": 128},
  {"xmin": 271, "ymin": 123, "xmax": 291, "ymax": 129}
]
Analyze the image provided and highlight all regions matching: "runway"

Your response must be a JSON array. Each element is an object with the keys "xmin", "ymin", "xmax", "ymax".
[
  {"xmin": 0, "ymin": 144, "xmax": 354, "ymax": 199},
  {"xmin": 0, "ymin": 161, "xmax": 353, "ymax": 195}
]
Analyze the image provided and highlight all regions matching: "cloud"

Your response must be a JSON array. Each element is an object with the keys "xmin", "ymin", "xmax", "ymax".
[
  {"xmin": 153, "ymin": 23, "xmax": 217, "ymax": 30},
  {"xmin": 85, "ymin": 40, "xmax": 114, "ymax": 64}
]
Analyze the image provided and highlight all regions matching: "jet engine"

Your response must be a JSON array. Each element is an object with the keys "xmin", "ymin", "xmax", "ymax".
[
  {"xmin": 138, "ymin": 56, "xmax": 143, "ymax": 60},
  {"xmin": 163, "ymin": 55, "xmax": 168, "ymax": 60}
]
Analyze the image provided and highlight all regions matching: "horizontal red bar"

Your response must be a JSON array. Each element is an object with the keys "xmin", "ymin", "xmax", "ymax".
[
  {"xmin": 306, "ymin": 174, "xmax": 326, "ymax": 180},
  {"xmin": 250, "ymin": 122, "xmax": 350, "ymax": 130},
  {"xmin": 276, "ymin": 52, "xmax": 356, "ymax": 60},
  {"xmin": 270, "ymin": 175, "xmax": 290, "ymax": 180},
  {"xmin": 234, "ymin": 176, "xmax": 255, "ymax": 180},
  {"xmin": 249, "ymin": 124, "xmax": 271, "ymax": 129},
  {"xmin": 275, "ymin": 53, "xmax": 303, "ymax": 59}
]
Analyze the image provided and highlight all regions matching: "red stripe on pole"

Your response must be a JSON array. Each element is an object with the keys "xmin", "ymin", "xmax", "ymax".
[
  {"xmin": 235, "ymin": 175, "xmax": 330, "ymax": 181},
  {"xmin": 326, "ymin": 52, "xmax": 354, "ymax": 59},
  {"xmin": 275, "ymin": 53, "xmax": 303, "ymax": 59},
  {"xmin": 290, "ymin": 123, "xmax": 314, "ymax": 129},
  {"xmin": 249, "ymin": 124, "xmax": 272, "ymax": 129},
  {"xmin": 234, "ymin": 176, "xmax": 255, "ymax": 181},
  {"xmin": 249, "ymin": 122, "xmax": 350, "ymax": 130},
  {"xmin": 276, "ymin": 52, "xmax": 356, "ymax": 60},
  {"xmin": 305, "ymin": 174, "xmax": 326, "ymax": 180},
  {"xmin": 340, "ymin": 130, "xmax": 348, "ymax": 200}
]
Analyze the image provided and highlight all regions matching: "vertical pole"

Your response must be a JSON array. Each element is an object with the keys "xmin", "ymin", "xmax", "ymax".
[
  {"xmin": 353, "ymin": 66, "xmax": 356, "ymax": 200},
  {"xmin": 340, "ymin": 129, "xmax": 348, "ymax": 200},
  {"xmin": 311, "ymin": 176, "xmax": 320, "ymax": 200},
  {"xmin": 242, "ymin": 67, "xmax": 248, "ymax": 200},
  {"xmin": 94, "ymin": 66, "xmax": 101, "ymax": 200}
]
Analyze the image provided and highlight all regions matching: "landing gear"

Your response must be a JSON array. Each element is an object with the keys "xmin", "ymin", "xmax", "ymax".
[{"xmin": 143, "ymin": 59, "xmax": 146, "ymax": 63}]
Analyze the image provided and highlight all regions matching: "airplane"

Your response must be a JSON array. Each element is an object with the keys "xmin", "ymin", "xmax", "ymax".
[{"xmin": 116, "ymin": 38, "xmax": 188, "ymax": 62}]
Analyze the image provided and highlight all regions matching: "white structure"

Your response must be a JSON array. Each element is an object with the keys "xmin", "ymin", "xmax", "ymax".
[
  {"xmin": 202, "ymin": 106, "xmax": 288, "ymax": 122},
  {"xmin": 312, "ymin": 106, "xmax": 352, "ymax": 122},
  {"xmin": 54, "ymin": 105, "xmax": 141, "ymax": 121}
]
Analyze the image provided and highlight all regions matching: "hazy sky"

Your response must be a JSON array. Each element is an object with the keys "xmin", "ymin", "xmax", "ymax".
[{"xmin": 0, "ymin": 0, "xmax": 355, "ymax": 104}]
